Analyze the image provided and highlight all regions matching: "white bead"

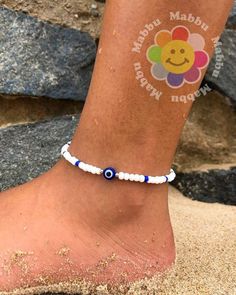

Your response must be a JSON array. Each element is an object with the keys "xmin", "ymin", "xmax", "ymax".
[
  {"xmin": 84, "ymin": 163, "xmax": 88, "ymax": 172},
  {"xmin": 152, "ymin": 176, "xmax": 158, "ymax": 184},
  {"xmin": 157, "ymin": 177, "xmax": 162, "ymax": 184},
  {"xmin": 68, "ymin": 158, "xmax": 74, "ymax": 165},
  {"xmin": 81, "ymin": 163, "xmax": 86, "ymax": 171},
  {"xmin": 149, "ymin": 176, "xmax": 156, "ymax": 184},
  {"xmin": 64, "ymin": 151, "xmax": 71, "ymax": 162},
  {"xmin": 134, "ymin": 174, "xmax": 140, "ymax": 182},
  {"xmin": 139, "ymin": 175, "xmax": 145, "ymax": 182},
  {"xmin": 159, "ymin": 177, "xmax": 165, "ymax": 184},
  {"xmin": 86, "ymin": 164, "xmax": 92, "ymax": 172},
  {"xmin": 154, "ymin": 177, "xmax": 161, "ymax": 184},
  {"xmin": 124, "ymin": 173, "xmax": 130, "ymax": 181},
  {"xmin": 118, "ymin": 172, "xmax": 125, "ymax": 180},
  {"xmin": 61, "ymin": 145, "xmax": 68, "ymax": 155},
  {"xmin": 94, "ymin": 167, "xmax": 100, "ymax": 174},
  {"xmin": 86, "ymin": 164, "xmax": 91, "ymax": 172},
  {"xmin": 150, "ymin": 177, "xmax": 156, "ymax": 184},
  {"xmin": 97, "ymin": 168, "xmax": 103, "ymax": 175},
  {"xmin": 129, "ymin": 174, "xmax": 135, "ymax": 181},
  {"xmin": 147, "ymin": 177, "xmax": 151, "ymax": 184},
  {"xmin": 90, "ymin": 166, "xmax": 96, "ymax": 174},
  {"xmin": 79, "ymin": 162, "xmax": 85, "ymax": 170},
  {"xmin": 168, "ymin": 171, "xmax": 176, "ymax": 182},
  {"xmin": 92, "ymin": 167, "xmax": 97, "ymax": 174},
  {"xmin": 90, "ymin": 165, "xmax": 96, "ymax": 173}
]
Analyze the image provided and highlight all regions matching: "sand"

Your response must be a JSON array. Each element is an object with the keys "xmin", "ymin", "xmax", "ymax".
[{"xmin": 0, "ymin": 187, "xmax": 235, "ymax": 295}]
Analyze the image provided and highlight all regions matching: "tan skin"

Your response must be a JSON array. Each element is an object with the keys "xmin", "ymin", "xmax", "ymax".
[{"xmin": 0, "ymin": 0, "xmax": 233, "ymax": 291}]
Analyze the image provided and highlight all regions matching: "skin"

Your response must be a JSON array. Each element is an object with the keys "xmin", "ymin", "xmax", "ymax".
[{"xmin": 0, "ymin": 0, "xmax": 233, "ymax": 291}]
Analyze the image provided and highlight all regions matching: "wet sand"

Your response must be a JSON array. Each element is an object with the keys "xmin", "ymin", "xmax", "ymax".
[{"xmin": 0, "ymin": 187, "xmax": 235, "ymax": 295}]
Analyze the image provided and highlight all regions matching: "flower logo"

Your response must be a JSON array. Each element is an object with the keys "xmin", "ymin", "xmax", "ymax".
[{"xmin": 147, "ymin": 26, "xmax": 209, "ymax": 88}]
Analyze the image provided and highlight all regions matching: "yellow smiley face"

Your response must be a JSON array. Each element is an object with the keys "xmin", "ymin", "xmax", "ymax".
[{"xmin": 161, "ymin": 40, "xmax": 195, "ymax": 74}]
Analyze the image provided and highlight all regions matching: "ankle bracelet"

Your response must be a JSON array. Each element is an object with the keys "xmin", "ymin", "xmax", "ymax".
[{"xmin": 61, "ymin": 142, "xmax": 176, "ymax": 184}]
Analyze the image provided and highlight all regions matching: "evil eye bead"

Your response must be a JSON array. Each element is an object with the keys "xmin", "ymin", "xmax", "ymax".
[{"xmin": 103, "ymin": 167, "xmax": 117, "ymax": 180}]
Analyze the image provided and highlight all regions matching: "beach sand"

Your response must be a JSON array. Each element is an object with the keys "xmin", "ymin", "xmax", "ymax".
[{"xmin": 0, "ymin": 187, "xmax": 235, "ymax": 295}]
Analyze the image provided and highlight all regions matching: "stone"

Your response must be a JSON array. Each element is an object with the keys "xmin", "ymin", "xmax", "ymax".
[
  {"xmin": 172, "ymin": 166, "xmax": 236, "ymax": 205},
  {"xmin": 172, "ymin": 91, "xmax": 236, "ymax": 206},
  {"xmin": 0, "ymin": 7, "xmax": 96, "ymax": 101},
  {"xmin": 0, "ymin": 115, "xmax": 78, "ymax": 191},
  {"xmin": 206, "ymin": 29, "xmax": 236, "ymax": 105},
  {"xmin": 0, "ymin": 95, "xmax": 83, "ymax": 128},
  {"xmin": 174, "ymin": 91, "xmax": 236, "ymax": 171},
  {"xmin": 227, "ymin": 0, "xmax": 236, "ymax": 27}
]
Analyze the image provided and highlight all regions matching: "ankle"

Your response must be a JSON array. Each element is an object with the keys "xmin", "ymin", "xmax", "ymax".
[
  {"xmin": 53, "ymin": 160, "xmax": 171, "ymax": 231},
  {"xmin": 51, "ymin": 160, "xmax": 175, "ymax": 269},
  {"xmin": 69, "ymin": 102, "xmax": 175, "ymax": 176}
]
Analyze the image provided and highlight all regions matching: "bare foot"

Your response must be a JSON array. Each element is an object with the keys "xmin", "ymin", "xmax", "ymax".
[{"xmin": 0, "ymin": 159, "xmax": 175, "ymax": 291}]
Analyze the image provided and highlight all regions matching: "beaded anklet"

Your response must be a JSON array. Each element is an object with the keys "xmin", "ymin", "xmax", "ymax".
[{"xmin": 61, "ymin": 142, "xmax": 176, "ymax": 184}]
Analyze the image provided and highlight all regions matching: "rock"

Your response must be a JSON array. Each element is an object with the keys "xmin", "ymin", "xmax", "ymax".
[
  {"xmin": 172, "ymin": 166, "xmax": 236, "ymax": 205},
  {"xmin": 206, "ymin": 29, "xmax": 236, "ymax": 105},
  {"xmin": 0, "ymin": 95, "xmax": 83, "ymax": 128},
  {"xmin": 0, "ymin": 115, "xmax": 78, "ymax": 191},
  {"xmin": 0, "ymin": 7, "xmax": 96, "ymax": 101},
  {"xmin": 173, "ymin": 90, "xmax": 236, "ymax": 205},
  {"xmin": 227, "ymin": 0, "xmax": 236, "ymax": 27},
  {"xmin": 174, "ymin": 91, "xmax": 236, "ymax": 171},
  {"xmin": 1, "ymin": 0, "xmax": 105, "ymax": 39}
]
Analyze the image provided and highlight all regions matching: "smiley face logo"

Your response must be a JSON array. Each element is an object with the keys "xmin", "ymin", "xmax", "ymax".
[
  {"xmin": 147, "ymin": 26, "xmax": 209, "ymax": 88},
  {"xmin": 161, "ymin": 40, "xmax": 195, "ymax": 74}
]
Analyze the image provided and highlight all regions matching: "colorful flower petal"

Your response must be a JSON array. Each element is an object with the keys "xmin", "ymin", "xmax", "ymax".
[
  {"xmin": 151, "ymin": 63, "xmax": 168, "ymax": 80},
  {"xmin": 194, "ymin": 50, "xmax": 209, "ymax": 68},
  {"xmin": 184, "ymin": 66, "xmax": 200, "ymax": 83},
  {"xmin": 167, "ymin": 73, "xmax": 184, "ymax": 87},
  {"xmin": 188, "ymin": 33, "xmax": 205, "ymax": 51},
  {"xmin": 155, "ymin": 30, "xmax": 172, "ymax": 47},
  {"xmin": 172, "ymin": 26, "xmax": 189, "ymax": 41},
  {"xmin": 147, "ymin": 45, "xmax": 162, "ymax": 63}
]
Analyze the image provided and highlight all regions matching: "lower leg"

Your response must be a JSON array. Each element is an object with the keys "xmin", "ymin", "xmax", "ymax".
[
  {"xmin": 0, "ymin": 0, "xmax": 233, "ymax": 291},
  {"xmin": 67, "ymin": 0, "xmax": 233, "ymax": 233}
]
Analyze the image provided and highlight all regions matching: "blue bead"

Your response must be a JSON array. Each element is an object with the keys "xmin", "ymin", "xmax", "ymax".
[
  {"xmin": 165, "ymin": 176, "xmax": 168, "ymax": 182},
  {"xmin": 145, "ymin": 176, "xmax": 149, "ymax": 183},
  {"xmin": 75, "ymin": 160, "xmax": 80, "ymax": 167},
  {"xmin": 103, "ymin": 167, "xmax": 116, "ymax": 180}
]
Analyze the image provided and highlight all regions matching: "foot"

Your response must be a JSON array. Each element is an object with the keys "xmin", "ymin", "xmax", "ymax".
[{"xmin": 0, "ymin": 159, "xmax": 175, "ymax": 292}]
